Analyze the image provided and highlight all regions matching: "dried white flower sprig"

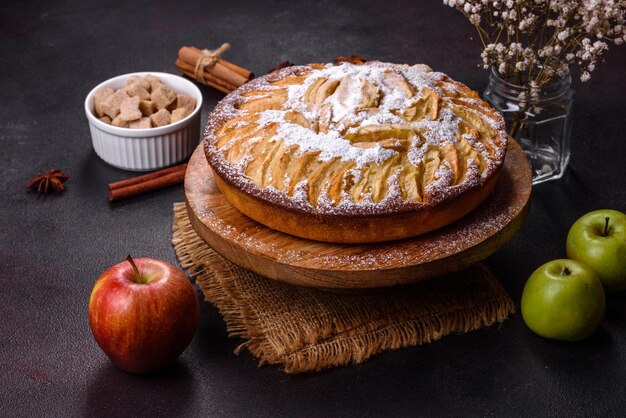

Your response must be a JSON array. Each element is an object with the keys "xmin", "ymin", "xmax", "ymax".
[{"xmin": 444, "ymin": 0, "xmax": 626, "ymax": 87}]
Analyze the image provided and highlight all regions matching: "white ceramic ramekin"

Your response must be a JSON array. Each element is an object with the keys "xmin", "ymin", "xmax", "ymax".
[{"xmin": 84, "ymin": 72, "xmax": 203, "ymax": 171}]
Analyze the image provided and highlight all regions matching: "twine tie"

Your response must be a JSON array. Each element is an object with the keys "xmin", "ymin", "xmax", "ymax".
[{"xmin": 194, "ymin": 42, "xmax": 230, "ymax": 83}]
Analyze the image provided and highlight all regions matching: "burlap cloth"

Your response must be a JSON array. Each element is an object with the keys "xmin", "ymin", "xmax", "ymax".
[{"xmin": 172, "ymin": 202, "xmax": 515, "ymax": 373}]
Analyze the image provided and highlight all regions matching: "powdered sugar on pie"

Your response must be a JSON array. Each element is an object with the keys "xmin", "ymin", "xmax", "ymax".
[{"xmin": 204, "ymin": 61, "xmax": 507, "ymax": 217}]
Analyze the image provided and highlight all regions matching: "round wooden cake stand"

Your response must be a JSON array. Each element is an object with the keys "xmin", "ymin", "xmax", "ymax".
[{"xmin": 185, "ymin": 140, "xmax": 532, "ymax": 290}]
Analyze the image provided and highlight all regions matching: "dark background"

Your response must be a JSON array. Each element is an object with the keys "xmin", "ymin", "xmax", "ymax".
[{"xmin": 1, "ymin": 0, "xmax": 625, "ymax": 416}]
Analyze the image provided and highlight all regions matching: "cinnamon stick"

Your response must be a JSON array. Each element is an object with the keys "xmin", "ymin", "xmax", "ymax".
[
  {"xmin": 175, "ymin": 59, "xmax": 236, "ymax": 93},
  {"xmin": 217, "ymin": 58, "xmax": 253, "ymax": 80},
  {"xmin": 186, "ymin": 46, "xmax": 251, "ymax": 86},
  {"xmin": 108, "ymin": 163, "xmax": 187, "ymax": 202},
  {"xmin": 176, "ymin": 45, "xmax": 253, "ymax": 93}
]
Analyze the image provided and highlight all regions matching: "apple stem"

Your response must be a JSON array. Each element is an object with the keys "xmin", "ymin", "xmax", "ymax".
[
  {"xmin": 125, "ymin": 254, "xmax": 143, "ymax": 283},
  {"xmin": 562, "ymin": 267, "xmax": 571, "ymax": 276},
  {"xmin": 603, "ymin": 217, "xmax": 610, "ymax": 237}
]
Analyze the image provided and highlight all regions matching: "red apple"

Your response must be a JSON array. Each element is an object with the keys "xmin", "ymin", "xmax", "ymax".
[{"xmin": 89, "ymin": 255, "xmax": 199, "ymax": 374}]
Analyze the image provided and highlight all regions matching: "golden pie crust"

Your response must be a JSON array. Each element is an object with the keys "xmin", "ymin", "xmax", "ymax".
[{"xmin": 204, "ymin": 62, "xmax": 508, "ymax": 243}]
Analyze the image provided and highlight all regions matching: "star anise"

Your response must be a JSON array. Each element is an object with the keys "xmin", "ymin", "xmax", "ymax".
[
  {"xmin": 267, "ymin": 60, "xmax": 295, "ymax": 74},
  {"xmin": 27, "ymin": 169, "xmax": 69, "ymax": 194},
  {"xmin": 334, "ymin": 55, "xmax": 368, "ymax": 65}
]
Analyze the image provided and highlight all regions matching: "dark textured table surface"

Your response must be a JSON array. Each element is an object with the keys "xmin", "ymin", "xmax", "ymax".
[{"xmin": 2, "ymin": 1, "xmax": 626, "ymax": 416}]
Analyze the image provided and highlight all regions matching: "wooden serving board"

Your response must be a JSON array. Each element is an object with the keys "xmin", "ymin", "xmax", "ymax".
[{"xmin": 185, "ymin": 140, "xmax": 532, "ymax": 289}]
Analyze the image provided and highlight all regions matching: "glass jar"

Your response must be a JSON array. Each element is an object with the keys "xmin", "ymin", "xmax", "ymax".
[{"xmin": 483, "ymin": 67, "xmax": 574, "ymax": 184}]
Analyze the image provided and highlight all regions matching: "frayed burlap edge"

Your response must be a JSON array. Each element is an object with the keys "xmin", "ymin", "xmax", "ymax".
[{"xmin": 172, "ymin": 202, "xmax": 515, "ymax": 374}]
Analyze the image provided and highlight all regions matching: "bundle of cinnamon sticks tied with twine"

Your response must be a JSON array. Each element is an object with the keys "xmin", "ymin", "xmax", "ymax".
[
  {"xmin": 108, "ymin": 44, "xmax": 368, "ymax": 202},
  {"xmin": 175, "ymin": 43, "xmax": 254, "ymax": 94}
]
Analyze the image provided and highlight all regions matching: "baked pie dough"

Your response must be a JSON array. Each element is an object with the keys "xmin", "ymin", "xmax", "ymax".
[{"xmin": 204, "ymin": 61, "xmax": 508, "ymax": 243}]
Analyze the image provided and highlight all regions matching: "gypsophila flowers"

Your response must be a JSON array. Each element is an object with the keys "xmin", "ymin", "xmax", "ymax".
[{"xmin": 444, "ymin": 0, "xmax": 626, "ymax": 87}]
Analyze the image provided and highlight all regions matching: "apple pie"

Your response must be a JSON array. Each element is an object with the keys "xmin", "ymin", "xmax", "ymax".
[{"xmin": 203, "ymin": 61, "xmax": 508, "ymax": 243}]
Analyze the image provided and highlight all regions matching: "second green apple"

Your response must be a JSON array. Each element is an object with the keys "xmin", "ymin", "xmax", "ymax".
[{"xmin": 566, "ymin": 209, "xmax": 626, "ymax": 292}]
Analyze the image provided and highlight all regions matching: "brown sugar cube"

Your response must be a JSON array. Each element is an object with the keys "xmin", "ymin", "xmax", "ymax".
[
  {"xmin": 126, "ymin": 76, "xmax": 151, "ymax": 91},
  {"xmin": 101, "ymin": 89, "xmax": 130, "ymax": 119},
  {"xmin": 144, "ymin": 75, "xmax": 163, "ymax": 92},
  {"xmin": 119, "ymin": 96, "xmax": 142, "ymax": 122},
  {"xmin": 98, "ymin": 116, "xmax": 112, "ymax": 124},
  {"xmin": 166, "ymin": 100, "xmax": 178, "ymax": 112},
  {"xmin": 128, "ymin": 117, "xmax": 152, "ymax": 129},
  {"xmin": 171, "ymin": 107, "xmax": 189, "ymax": 123},
  {"xmin": 94, "ymin": 88, "xmax": 114, "ymax": 117},
  {"xmin": 125, "ymin": 83, "xmax": 150, "ymax": 100},
  {"xmin": 111, "ymin": 115, "xmax": 130, "ymax": 128},
  {"xmin": 176, "ymin": 94, "xmax": 196, "ymax": 113},
  {"xmin": 151, "ymin": 85, "xmax": 176, "ymax": 110},
  {"xmin": 149, "ymin": 109, "xmax": 171, "ymax": 127},
  {"xmin": 139, "ymin": 100, "xmax": 156, "ymax": 117}
]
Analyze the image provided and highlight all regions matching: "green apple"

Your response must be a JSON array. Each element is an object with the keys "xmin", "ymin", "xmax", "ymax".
[
  {"xmin": 521, "ymin": 259, "xmax": 605, "ymax": 341},
  {"xmin": 566, "ymin": 209, "xmax": 626, "ymax": 292}
]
